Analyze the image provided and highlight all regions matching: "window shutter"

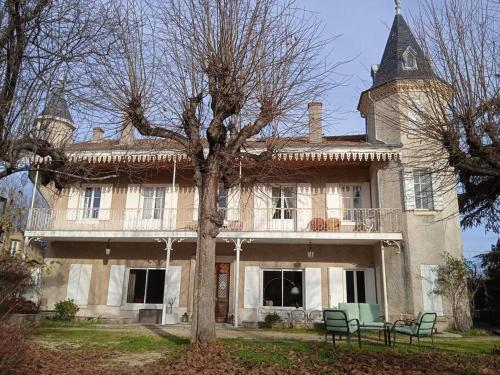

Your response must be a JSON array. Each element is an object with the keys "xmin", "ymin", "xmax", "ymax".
[
  {"xmin": 420, "ymin": 264, "xmax": 443, "ymax": 315},
  {"xmin": 124, "ymin": 185, "xmax": 140, "ymax": 229},
  {"xmin": 402, "ymin": 168, "xmax": 416, "ymax": 210},
  {"xmin": 77, "ymin": 264, "xmax": 92, "ymax": 306},
  {"xmin": 296, "ymin": 184, "xmax": 312, "ymax": 230},
  {"xmin": 163, "ymin": 185, "xmax": 179, "ymax": 230},
  {"xmin": 192, "ymin": 187, "xmax": 199, "ymax": 221},
  {"xmin": 226, "ymin": 186, "xmax": 241, "ymax": 221},
  {"xmin": 66, "ymin": 264, "xmax": 81, "ymax": 301},
  {"xmin": 66, "ymin": 186, "xmax": 80, "ymax": 220},
  {"xmin": 326, "ymin": 184, "xmax": 341, "ymax": 219},
  {"xmin": 106, "ymin": 265, "xmax": 126, "ymax": 306},
  {"xmin": 253, "ymin": 185, "xmax": 270, "ymax": 231},
  {"xmin": 98, "ymin": 184, "xmax": 113, "ymax": 220},
  {"xmin": 244, "ymin": 266, "xmax": 261, "ymax": 308},
  {"xmin": 165, "ymin": 266, "xmax": 182, "ymax": 308},
  {"xmin": 328, "ymin": 267, "xmax": 344, "ymax": 308},
  {"xmin": 304, "ymin": 268, "xmax": 322, "ymax": 310},
  {"xmin": 431, "ymin": 173, "xmax": 443, "ymax": 210},
  {"xmin": 364, "ymin": 268, "xmax": 377, "ymax": 304}
]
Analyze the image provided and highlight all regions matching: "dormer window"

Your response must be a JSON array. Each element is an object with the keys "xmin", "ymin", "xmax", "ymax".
[{"xmin": 402, "ymin": 46, "xmax": 418, "ymax": 70}]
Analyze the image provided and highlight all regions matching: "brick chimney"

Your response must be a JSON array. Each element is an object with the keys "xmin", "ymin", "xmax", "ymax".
[
  {"xmin": 308, "ymin": 102, "xmax": 323, "ymax": 143},
  {"xmin": 92, "ymin": 127, "xmax": 104, "ymax": 142}
]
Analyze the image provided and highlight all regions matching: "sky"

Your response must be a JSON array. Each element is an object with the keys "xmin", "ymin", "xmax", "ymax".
[{"xmin": 293, "ymin": 0, "xmax": 498, "ymax": 258}]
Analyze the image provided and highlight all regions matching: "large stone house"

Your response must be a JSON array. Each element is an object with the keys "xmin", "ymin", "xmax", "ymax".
[{"xmin": 26, "ymin": 13, "xmax": 463, "ymax": 326}]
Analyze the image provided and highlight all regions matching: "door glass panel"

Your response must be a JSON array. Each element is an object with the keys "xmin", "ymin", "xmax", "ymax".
[
  {"xmin": 356, "ymin": 271, "xmax": 366, "ymax": 303},
  {"xmin": 346, "ymin": 271, "xmax": 355, "ymax": 303},
  {"xmin": 145, "ymin": 269, "xmax": 165, "ymax": 304},
  {"xmin": 263, "ymin": 270, "xmax": 282, "ymax": 307},
  {"xmin": 283, "ymin": 270, "xmax": 302, "ymax": 307},
  {"xmin": 127, "ymin": 269, "xmax": 147, "ymax": 303}
]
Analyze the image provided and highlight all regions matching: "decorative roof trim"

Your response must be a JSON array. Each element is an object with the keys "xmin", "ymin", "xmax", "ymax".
[{"xmin": 33, "ymin": 147, "xmax": 401, "ymax": 165}]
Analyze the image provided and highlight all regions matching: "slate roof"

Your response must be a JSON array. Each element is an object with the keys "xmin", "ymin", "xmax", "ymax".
[
  {"xmin": 41, "ymin": 86, "xmax": 73, "ymax": 123},
  {"xmin": 372, "ymin": 14, "xmax": 434, "ymax": 87}
]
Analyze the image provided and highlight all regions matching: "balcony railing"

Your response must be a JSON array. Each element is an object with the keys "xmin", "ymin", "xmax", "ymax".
[{"xmin": 27, "ymin": 207, "xmax": 401, "ymax": 233}]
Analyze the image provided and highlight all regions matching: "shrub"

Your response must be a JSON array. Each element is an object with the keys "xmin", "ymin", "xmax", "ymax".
[
  {"xmin": 0, "ymin": 319, "xmax": 26, "ymax": 374},
  {"xmin": 54, "ymin": 299, "xmax": 79, "ymax": 321},
  {"xmin": 264, "ymin": 312, "xmax": 281, "ymax": 328}
]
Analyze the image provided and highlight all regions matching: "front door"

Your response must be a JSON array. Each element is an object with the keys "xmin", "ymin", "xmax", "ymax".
[{"xmin": 215, "ymin": 263, "xmax": 230, "ymax": 323}]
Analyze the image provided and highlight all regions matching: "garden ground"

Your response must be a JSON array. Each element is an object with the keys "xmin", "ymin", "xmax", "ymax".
[{"xmin": 11, "ymin": 322, "xmax": 500, "ymax": 374}]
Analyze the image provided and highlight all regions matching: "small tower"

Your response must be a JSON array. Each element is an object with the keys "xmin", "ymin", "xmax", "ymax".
[{"xmin": 36, "ymin": 84, "xmax": 75, "ymax": 148}]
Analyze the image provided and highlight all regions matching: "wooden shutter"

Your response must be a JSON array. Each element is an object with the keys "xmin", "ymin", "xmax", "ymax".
[
  {"xmin": 296, "ymin": 184, "xmax": 312, "ymax": 230},
  {"xmin": 163, "ymin": 185, "xmax": 179, "ymax": 230},
  {"xmin": 124, "ymin": 185, "xmax": 140, "ymax": 229},
  {"xmin": 326, "ymin": 184, "xmax": 341, "ymax": 219},
  {"xmin": 66, "ymin": 186, "xmax": 80, "ymax": 220},
  {"xmin": 364, "ymin": 268, "xmax": 377, "ymax": 304},
  {"xmin": 402, "ymin": 168, "xmax": 416, "ymax": 210},
  {"xmin": 226, "ymin": 186, "xmax": 241, "ymax": 221},
  {"xmin": 431, "ymin": 173, "xmax": 443, "ymax": 210},
  {"xmin": 304, "ymin": 267, "xmax": 322, "ymax": 310},
  {"xmin": 420, "ymin": 264, "xmax": 444, "ymax": 315},
  {"xmin": 244, "ymin": 266, "xmax": 261, "ymax": 308},
  {"xmin": 328, "ymin": 267, "xmax": 344, "ymax": 308},
  {"xmin": 165, "ymin": 266, "xmax": 182, "ymax": 308},
  {"xmin": 192, "ymin": 187, "xmax": 199, "ymax": 221},
  {"xmin": 253, "ymin": 185, "xmax": 270, "ymax": 231},
  {"xmin": 98, "ymin": 184, "xmax": 113, "ymax": 220},
  {"xmin": 66, "ymin": 264, "xmax": 92, "ymax": 306},
  {"xmin": 106, "ymin": 265, "xmax": 126, "ymax": 306}
]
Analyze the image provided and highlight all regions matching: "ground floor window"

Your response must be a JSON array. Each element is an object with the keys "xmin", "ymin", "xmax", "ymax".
[
  {"xmin": 345, "ymin": 270, "xmax": 366, "ymax": 303},
  {"xmin": 126, "ymin": 269, "xmax": 165, "ymax": 304},
  {"xmin": 262, "ymin": 269, "xmax": 303, "ymax": 307}
]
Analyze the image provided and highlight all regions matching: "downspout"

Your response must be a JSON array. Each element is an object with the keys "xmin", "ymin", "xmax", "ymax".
[
  {"xmin": 24, "ymin": 170, "xmax": 40, "ymax": 258},
  {"xmin": 368, "ymin": 90, "xmax": 378, "ymax": 142}
]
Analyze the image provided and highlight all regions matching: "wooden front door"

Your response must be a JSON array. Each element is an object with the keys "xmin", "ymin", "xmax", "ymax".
[{"xmin": 215, "ymin": 263, "xmax": 230, "ymax": 323}]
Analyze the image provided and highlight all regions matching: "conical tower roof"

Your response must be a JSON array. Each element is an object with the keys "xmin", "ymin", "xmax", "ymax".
[
  {"xmin": 41, "ymin": 85, "xmax": 73, "ymax": 124},
  {"xmin": 372, "ymin": 14, "xmax": 434, "ymax": 87}
]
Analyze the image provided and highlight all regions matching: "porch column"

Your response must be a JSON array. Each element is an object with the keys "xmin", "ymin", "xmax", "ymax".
[{"xmin": 380, "ymin": 243, "xmax": 389, "ymax": 321}]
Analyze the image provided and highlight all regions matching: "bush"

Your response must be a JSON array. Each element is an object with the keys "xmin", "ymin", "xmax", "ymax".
[
  {"xmin": 0, "ymin": 319, "xmax": 26, "ymax": 374},
  {"xmin": 264, "ymin": 313, "xmax": 281, "ymax": 328},
  {"xmin": 54, "ymin": 299, "xmax": 79, "ymax": 321}
]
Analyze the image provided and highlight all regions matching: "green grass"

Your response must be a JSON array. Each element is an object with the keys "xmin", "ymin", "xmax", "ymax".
[
  {"xmin": 445, "ymin": 326, "xmax": 490, "ymax": 337},
  {"xmin": 37, "ymin": 318, "xmax": 100, "ymax": 328}
]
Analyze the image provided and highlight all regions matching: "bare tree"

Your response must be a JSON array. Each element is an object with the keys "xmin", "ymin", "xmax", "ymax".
[
  {"xmin": 90, "ymin": 0, "xmax": 337, "ymax": 343},
  {"xmin": 0, "ymin": 0, "xmax": 118, "ymax": 188},
  {"xmin": 390, "ymin": 0, "xmax": 499, "ymax": 232}
]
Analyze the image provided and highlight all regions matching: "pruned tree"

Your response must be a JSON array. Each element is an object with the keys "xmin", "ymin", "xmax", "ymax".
[
  {"xmin": 389, "ymin": 0, "xmax": 499, "ymax": 232},
  {"xmin": 90, "ymin": 0, "xmax": 337, "ymax": 343},
  {"xmin": 0, "ymin": 0, "xmax": 118, "ymax": 188}
]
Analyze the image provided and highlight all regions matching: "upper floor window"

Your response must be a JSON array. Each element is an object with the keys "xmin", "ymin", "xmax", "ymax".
[
  {"xmin": 340, "ymin": 185, "xmax": 362, "ymax": 220},
  {"xmin": 272, "ymin": 186, "xmax": 296, "ymax": 220},
  {"xmin": 142, "ymin": 187, "xmax": 165, "ymax": 220},
  {"xmin": 218, "ymin": 186, "xmax": 228, "ymax": 219},
  {"xmin": 83, "ymin": 187, "xmax": 101, "ymax": 219},
  {"xmin": 413, "ymin": 170, "xmax": 434, "ymax": 210},
  {"xmin": 9, "ymin": 240, "xmax": 20, "ymax": 255},
  {"xmin": 402, "ymin": 46, "xmax": 418, "ymax": 70}
]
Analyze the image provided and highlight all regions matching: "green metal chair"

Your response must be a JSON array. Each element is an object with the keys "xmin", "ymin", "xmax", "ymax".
[
  {"xmin": 392, "ymin": 312, "xmax": 437, "ymax": 348},
  {"xmin": 323, "ymin": 309, "xmax": 361, "ymax": 348}
]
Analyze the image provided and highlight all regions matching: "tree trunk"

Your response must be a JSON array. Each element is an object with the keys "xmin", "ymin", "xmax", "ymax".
[{"xmin": 190, "ymin": 165, "xmax": 220, "ymax": 343}]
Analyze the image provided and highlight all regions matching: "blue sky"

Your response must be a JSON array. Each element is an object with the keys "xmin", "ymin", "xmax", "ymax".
[{"xmin": 294, "ymin": 0, "xmax": 498, "ymax": 258}]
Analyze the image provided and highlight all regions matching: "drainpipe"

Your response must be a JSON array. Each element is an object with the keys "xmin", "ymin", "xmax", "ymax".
[
  {"xmin": 368, "ymin": 91, "xmax": 378, "ymax": 141},
  {"xmin": 380, "ymin": 241, "xmax": 389, "ymax": 321},
  {"xmin": 159, "ymin": 237, "xmax": 173, "ymax": 325},
  {"xmin": 234, "ymin": 238, "xmax": 241, "ymax": 328},
  {"xmin": 24, "ymin": 170, "xmax": 40, "ymax": 258},
  {"xmin": 171, "ymin": 160, "xmax": 176, "ymax": 227}
]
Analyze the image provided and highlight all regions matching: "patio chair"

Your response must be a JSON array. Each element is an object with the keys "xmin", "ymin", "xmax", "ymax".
[
  {"xmin": 323, "ymin": 309, "xmax": 361, "ymax": 348},
  {"xmin": 392, "ymin": 312, "xmax": 437, "ymax": 348}
]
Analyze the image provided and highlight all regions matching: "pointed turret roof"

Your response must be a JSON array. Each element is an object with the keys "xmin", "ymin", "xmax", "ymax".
[
  {"xmin": 372, "ymin": 14, "xmax": 434, "ymax": 87},
  {"xmin": 41, "ymin": 85, "xmax": 73, "ymax": 124}
]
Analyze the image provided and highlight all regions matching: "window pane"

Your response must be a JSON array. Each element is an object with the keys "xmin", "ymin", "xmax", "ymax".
[
  {"xmin": 283, "ymin": 271, "xmax": 303, "ymax": 307},
  {"xmin": 346, "ymin": 271, "xmax": 355, "ymax": 303},
  {"xmin": 145, "ymin": 269, "xmax": 165, "ymax": 304},
  {"xmin": 263, "ymin": 270, "xmax": 282, "ymax": 307},
  {"xmin": 356, "ymin": 271, "xmax": 366, "ymax": 303},
  {"xmin": 272, "ymin": 187, "xmax": 281, "ymax": 219},
  {"xmin": 154, "ymin": 188, "xmax": 165, "ymax": 219},
  {"xmin": 127, "ymin": 269, "xmax": 147, "ymax": 303},
  {"xmin": 353, "ymin": 186, "xmax": 362, "ymax": 209},
  {"xmin": 218, "ymin": 186, "xmax": 228, "ymax": 218}
]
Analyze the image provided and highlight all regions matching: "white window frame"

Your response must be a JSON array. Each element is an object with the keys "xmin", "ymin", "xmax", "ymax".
[
  {"xmin": 340, "ymin": 185, "xmax": 362, "ymax": 223},
  {"xmin": 270, "ymin": 185, "xmax": 297, "ymax": 230},
  {"xmin": 124, "ymin": 267, "xmax": 166, "ymax": 309},
  {"xmin": 81, "ymin": 186, "xmax": 102, "ymax": 220},
  {"xmin": 141, "ymin": 185, "xmax": 166, "ymax": 220},
  {"xmin": 402, "ymin": 46, "xmax": 418, "ymax": 71},
  {"xmin": 344, "ymin": 269, "xmax": 367, "ymax": 303},
  {"xmin": 413, "ymin": 170, "xmax": 434, "ymax": 210},
  {"xmin": 261, "ymin": 268, "xmax": 304, "ymax": 309},
  {"xmin": 9, "ymin": 239, "xmax": 20, "ymax": 254},
  {"xmin": 217, "ymin": 184, "xmax": 229, "ymax": 220}
]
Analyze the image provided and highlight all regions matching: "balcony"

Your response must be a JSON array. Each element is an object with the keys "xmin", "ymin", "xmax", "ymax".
[{"xmin": 27, "ymin": 207, "xmax": 401, "ymax": 235}]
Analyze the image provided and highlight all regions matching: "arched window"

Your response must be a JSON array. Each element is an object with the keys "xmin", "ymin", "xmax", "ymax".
[{"xmin": 402, "ymin": 46, "xmax": 418, "ymax": 70}]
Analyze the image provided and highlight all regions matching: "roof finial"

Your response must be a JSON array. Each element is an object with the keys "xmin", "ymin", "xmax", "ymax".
[{"xmin": 395, "ymin": 0, "xmax": 401, "ymax": 15}]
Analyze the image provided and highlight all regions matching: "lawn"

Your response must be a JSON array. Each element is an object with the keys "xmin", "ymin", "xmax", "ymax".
[{"xmin": 13, "ymin": 324, "xmax": 500, "ymax": 374}]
